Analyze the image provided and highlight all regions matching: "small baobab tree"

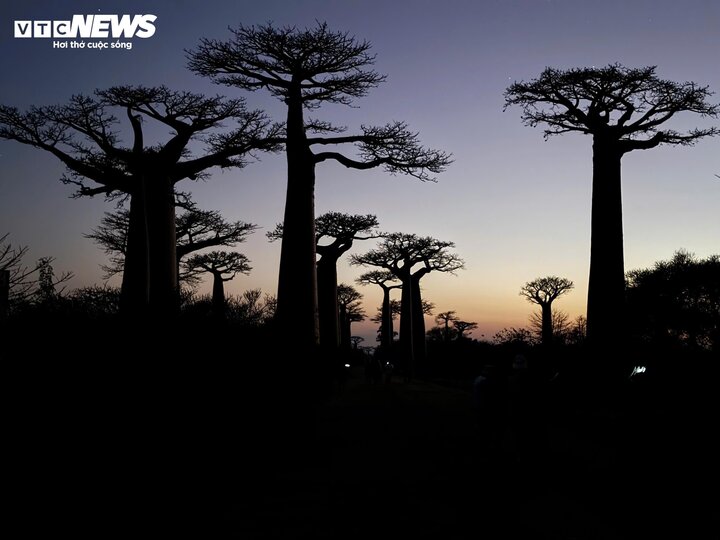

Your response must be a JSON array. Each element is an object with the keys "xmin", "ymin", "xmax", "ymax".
[
  {"xmin": 505, "ymin": 64, "xmax": 718, "ymax": 344},
  {"xmin": 435, "ymin": 311, "xmax": 459, "ymax": 344},
  {"xmin": 520, "ymin": 276, "xmax": 574, "ymax": 347},
  {"xmin": 352, "ymin": 233, "xmax": 463, "ymax": 377},
  {"xmin": 184, "ymin": 251, "xmax": 251, "ymax": 318},
  {"xmin": 453, "ymin": 320, "xmax": 478, "ymax": 340},
  {"xmin": 356, "ymin": 270, "xmax": 401, "ymax": 350},
  {"xmin": 337, "ymin": 283, "xmax": 365, "ymax": 350}
]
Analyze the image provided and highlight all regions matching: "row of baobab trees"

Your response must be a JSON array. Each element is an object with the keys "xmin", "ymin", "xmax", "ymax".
[{"xmin": 1, "ymin": 22, "xmax": 717, "ymax": 367}]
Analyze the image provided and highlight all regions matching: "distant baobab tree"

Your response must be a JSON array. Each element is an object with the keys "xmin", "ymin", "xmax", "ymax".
[
  {"xmin": 189, "ymin": 22, "xmax": 451, "ymax": 349},
  {"xmin": 184, "ymin": 251, "xmax": 251, "ymax": 317},
  {"xmin": 269, "ymin": 212, "xmax": 379, "ymax": 348},
  {"xmin": 435, "ymin": 311, "xmax": 459, "ymax": 343},
  {"xmin": 520, "ymin": 276, "xmax": 574, "ymax": 347},
  {"xmin": 88, "ymin": 199, "xmax": 257, "ymax": 288},
  {"xmin": 337, "ymin": 283, "xmax": 366, "ymax": 350},
  {"xmin": 453, "ymin": 320, "xmax": 478, "ymax": 340},
  {"xmin": 352, "ymin": 233, "xmax": 463, "ymax": 377},
  {"xmin": 505, "ymin": 64, "xmax": 719, "ymax": 344},
  {"xmin": 356, "ymin": 270, "xmax": 402, "ymax": 350},
  {"xmin": 0, "ymin": 86, "xmax": 275, "ymax": 316}
]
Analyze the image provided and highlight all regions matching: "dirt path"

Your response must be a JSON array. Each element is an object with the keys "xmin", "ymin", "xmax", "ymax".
[{"xmin": 222, "ymin": 371, "xmax": 624, "ymax": 539}]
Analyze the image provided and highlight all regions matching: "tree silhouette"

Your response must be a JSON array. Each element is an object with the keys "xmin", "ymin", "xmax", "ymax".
[
  {"xmin": 529, "ymin": 309, "xmax": 571, "ymax": 344},
  {"xmin": 184, "ymin": 251, "xmax": 251, "ymax": 317},
  {"xmin": 0, "ymin": 234, "xmax": 73, "ymax": 307},
  {"xmin": 505, "ymin": 64, "xmax": 718, "ymax": 344},
  {"xmin": 452, "ymin": 320, "xmax": 478, "ymax": 340},
  {"xmin": 88, "ymin": 200, "xmax": 256, "ymax": 287},
  {"xmin": 337, "ymin": 283, "xmax": 365, "ymax": 350},
  {"xmin": 0, "ymin": 86, "xmax": 274, "ymax": 316},
  {"xmin": 356, "ymin": 270, "xmax": 401, "ymax": 350},
  {"xmin": 352, "ymin": 233, "xmax": 463, "ymax": 377},
  {"xmin": 269, "ymin": 212, "xmax": 379, "ymax": 348},
  {"xmin": 189, "ymin": 22, "xmax": 451, "ymax": 348},
  {"xmin": 627, "ymin": 250, "xmax": 719, "ymax": 350},
  {"xmin": 435, "ymin": 311, "xmax": 459, "ymax": 343},
  {"xmin": 520, "ymin": 276, "xmax": 574, "ymax": 346}
]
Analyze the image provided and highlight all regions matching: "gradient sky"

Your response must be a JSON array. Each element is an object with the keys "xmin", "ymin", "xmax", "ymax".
[{"xmin": 1, "ymin": 0, "xmax": 718, "ymax": 343}]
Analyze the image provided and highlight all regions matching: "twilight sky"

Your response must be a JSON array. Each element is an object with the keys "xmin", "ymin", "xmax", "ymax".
[{"xmin": 1, "ymin": 0, "xmax": 718, "ymax": 343}]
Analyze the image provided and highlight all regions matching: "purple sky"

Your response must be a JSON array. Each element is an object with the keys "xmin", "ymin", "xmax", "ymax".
[{"xmin": 1, "ymin": 0, "xmax": 718, "ymax": 342}]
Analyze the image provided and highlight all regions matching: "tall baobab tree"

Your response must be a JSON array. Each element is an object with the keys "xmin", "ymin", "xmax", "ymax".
[
  {"xmin": 0, "ymin": 86, "xmax": 274, "ymax": 316},
  {"xmin": 352, "ymin": 233, "xmax": 463, "ymax": 377},
  {"xmin": 88, "ymin": 200, "xmax": 257, "ymax": 287},
  {"xmin": 520, "ymin": 276, "xmax": 574, "ymax": 347},
  {"xmin": 184, "ymin": 251, "xmax": 251, "ymax": 317},
  {"xmin": 269, "ymin": 212, "xmax": 379, "ymax": 348},
  {"xmin": 189, "ymin": 22, "xmax": 451, "ymax": 349},
  {"xmin": 356, "ymin": 270, "xmax": 401, "ymax": 350},
  {"xmin": 505, "ymin": 64, "xmax": 718, "ymax": 344}
]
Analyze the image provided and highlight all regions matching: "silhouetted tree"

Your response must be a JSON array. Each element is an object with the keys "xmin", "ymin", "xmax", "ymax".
[
  {"xmin": 184, "ymin": 251, "xmax": 251, "ymax": 317},
  {"xmin": 269, "ymin": 212, "xmax": 379, "ymax": 348},
  {"xmin": 627, "ymin": 250, "xmax": 719, "ymax": 350},
  {"xmin": 435, "ymin": 311, "xmax": 458, "ymax": 343},
  {"xmin": 352, "ymin": 233, "xmax": 463, "ymax": 377},
  {"xmin": 493, "ymin": 327, "xmax": 536, "ymax": 348},
  {"xmin": 0, "ymin": 86, "xmax": 273, "ymax": 316},
  {"xmin": 529, "ymin": 309, "xmax": 571, "ymax": 344},
  {"xmin": 453, "ymin": 320, "xmax": 478, "ymax": 340},
  {"xmin": 337, "ymin": 283, "xmax": 365, "ymax": 349},
  {"xmin": 350, "ymin": 336, "xmax": 364, "ymax": 349},
  {"xmin": 520, "ymin": 276, "xmax": 574, "ymax": 346},
  {"xmin": 189, "ymin": 22, "xmax": 451, "ymax": 348},
  {"xmin": 505, "ymin": 64, "xmax": 718, "ymax": 344},
  {"xmin": 0, "ymin": 234, "xmax": 73, "ymax": 308},
  {"xmin": 357, "ymin": 270, "xmax": 401, "ymax": 350},
  {"xmin": 88, "ymin": 200, "xmax": 256, "ymax": 287}
]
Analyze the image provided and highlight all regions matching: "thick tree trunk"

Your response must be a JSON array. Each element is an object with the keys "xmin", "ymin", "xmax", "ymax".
[
  {"xmin": 399, "ymin": 276, "xmax": 414, "ymax": 379},
  {"xmin": 317, "ymin": 258, "xmax": 340, "ymax": 349},
  {"xmin": 411, "ymin": 274, "xmax": 426, "ymax": 364},
  {"xmin": 120, "ymin": 184, "xmax": 149, "ymax": 316},
  {"xmin": 380, "ymin": 286, "xmax": 393, "ymax": 349},
  {"xmin": 587, "ymin": 139, "xmax": 626, "ymax": 346},
  {"xmin": 276, "ymin": 93, "xmax": 319, "ymax": 349},
  {"xmin": 541, "ymin": 302, "xmax": 553, "ymax": 347},
  {"xmin": 146, "ymin": 176, "xmax": 178, "ymax": 316},
  {"xmin": 211, "ymin": 272, "xmax": 226, "ymax": 319}
]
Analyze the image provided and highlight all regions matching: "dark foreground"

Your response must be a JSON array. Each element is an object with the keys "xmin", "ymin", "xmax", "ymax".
[{"xmin": 6, "ymin": 357, "xmax": 716, "ymax": 539}]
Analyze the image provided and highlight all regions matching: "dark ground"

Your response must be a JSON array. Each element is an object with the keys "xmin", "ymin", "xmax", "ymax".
[{"xmin": 6, "ymin": 358, "xmax": 715, "ymax": 538}]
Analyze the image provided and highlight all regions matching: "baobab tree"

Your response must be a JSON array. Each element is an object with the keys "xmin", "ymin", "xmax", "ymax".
[
  {"xmin": 88, "ymin": 201, "xmax": 257, "ymax": 287},
  {"xmin": 0, "ymin": 86, "xmax": 274, "ymax": 316},
  {"xmin": 435, "ymin": 311, "xmax": 459, "ymax": 344},
  {"xmin": 505, "ymin": 64, "xmax": 718, "ymax": 344},
  {"xmin": 337, "ymin": 283, "xmax": 365, "ymax": 350},
  {"xmin": 352, "ymin": 233, "xmax": 463, "ymax": 377},
  {"xmin": 520, "ymin": 276, "xmax": 574, "ymax": 347},
  {"xmin": 356, "ymin": 270, "xmax": 401, "ymax": 350},
  {"xmin": 184, "ymin": 251, "xmax": 251, "ymax": 317},
  {"xmin": 453, "ymin": 320, "xmax": 478, "ymax": 340},
  {"xmin": 269, "ymin": 212, "xmax": 379, "ymax": 348},
  {"xmin": 189, "ymin": 22, "xmax": 451, "ymax": 348}
]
